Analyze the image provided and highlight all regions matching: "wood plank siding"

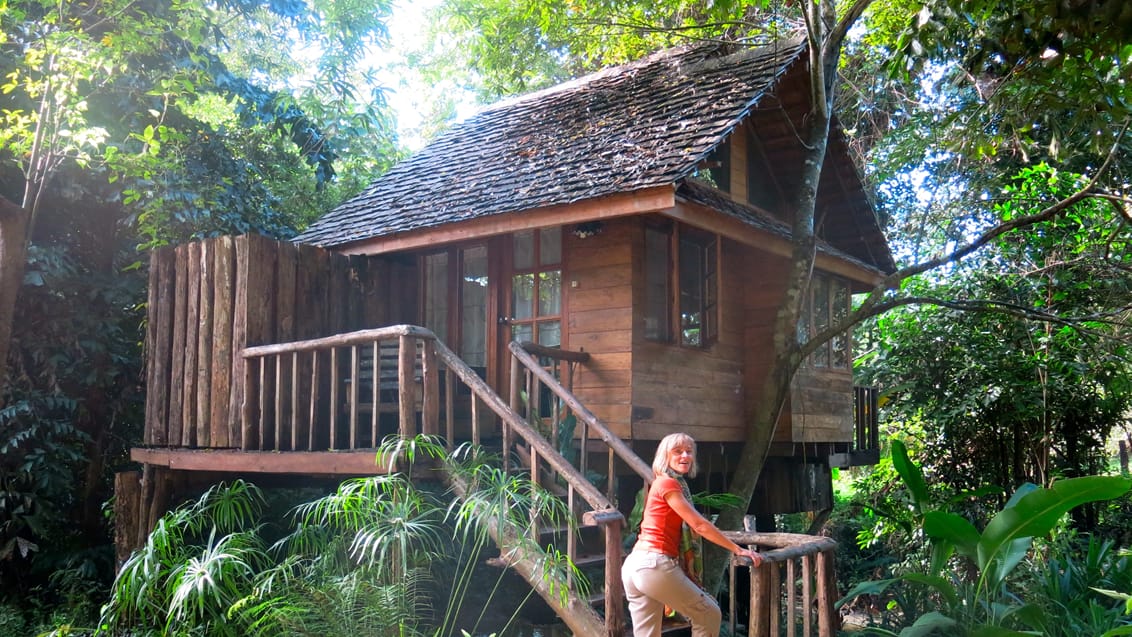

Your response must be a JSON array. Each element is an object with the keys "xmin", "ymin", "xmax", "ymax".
[
  {"xmin": 630, "ymin": 230, "xmax": 745, "ymax": 442},
  {"xmin": 789, "ymin": 367, "xmax": 853, "ymax": 443},
  {"xmin": 143, "ymin": 235, "xmax": 401, "ymax": 450},
  {"xmin": 566, "ymin": 218, "xmax": 635, "ymax": 439}
]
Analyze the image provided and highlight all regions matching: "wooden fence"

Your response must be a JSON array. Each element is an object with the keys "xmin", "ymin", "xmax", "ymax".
[{"xmin": 143, "ymin": 235, "xmax": 406, "ymax": 450}]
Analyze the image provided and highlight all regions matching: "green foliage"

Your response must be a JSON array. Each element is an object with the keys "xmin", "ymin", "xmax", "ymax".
[
  {"xmin": 100, "ymin": 436, "xmax": 585, "ymax": 637},
  {"xmin": 858, "ymin": 164, "xmax": 1132, "ymax": 505},
  {"xmin": 841, "ymin": 440, "xmax": 1132, "ymax": 635}
]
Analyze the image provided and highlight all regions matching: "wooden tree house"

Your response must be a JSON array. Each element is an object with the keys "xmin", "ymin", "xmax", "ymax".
[{"xmin": 122, "ymin": 35, "xmax": 892, "ymax": 637}]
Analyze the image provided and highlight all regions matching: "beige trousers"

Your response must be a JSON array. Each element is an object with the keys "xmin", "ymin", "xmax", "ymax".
[{"xmin": 621, "ymin": 549, "xmax": 721, "ymax": 637}]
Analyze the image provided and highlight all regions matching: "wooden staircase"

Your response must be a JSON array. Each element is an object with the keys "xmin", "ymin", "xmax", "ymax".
[{"xmin": 237, "ymin": 326, "xmax": 842, "ymax": 637}]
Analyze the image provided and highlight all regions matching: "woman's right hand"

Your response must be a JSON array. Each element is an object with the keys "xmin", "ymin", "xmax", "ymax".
[{"xmin": 735, "ymin": 548, "xmax": 763, "ymax": 567}]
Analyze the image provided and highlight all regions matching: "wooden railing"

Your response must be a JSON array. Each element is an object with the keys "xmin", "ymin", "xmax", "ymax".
[
  {"xmin": 239, "ymin": 326, "xmax": 842, "ymax": 637},
  {"xmin": 724, "ymin": 533, "xmax": 840, "ymax": 637},
  {"xmin": 508, "ymin": 340, "xmax": 654, "ymax": 491},
  {"xmin": 240, "ymin": 326, "xmax": 620, "ymax": 637},
  {"xmin": 509, "ymin": 341, "xmax": 844, "ymax": 636},
  {"xmin": 240, "ymin": 325, "xmax": 440, "ymax": 451}
]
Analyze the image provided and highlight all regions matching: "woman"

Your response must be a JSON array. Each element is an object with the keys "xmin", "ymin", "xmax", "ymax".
[{"xmin": 621, "ymin": 433, "xmax": 763, "ymax": 637}]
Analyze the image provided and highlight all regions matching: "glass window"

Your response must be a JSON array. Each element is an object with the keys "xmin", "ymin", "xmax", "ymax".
[
  {"xmin": 538, "ymin": 271, "xmax": 561, "ymax": 316},
  {"xmin": 746, "ymin": 129, "xmax": 782, "ymax": 214},
  {"xmin": 422, "ymin": 245, "xmax": 488, "ymax": 374},
  {"xmin": 513, "ymin": 230, "xmax": 534, "ymax": 270},
  {"xmin": 510, "ymin": 227, "xmax": 562, "ymax": 349},
  {"xmin": 512, "ymin": 273, "xmax": 534, "ymax": 321},
  {"xmin": 644, "ymin": 221, "xmax": 718, "ymax": 348},
  {"xmin": 539, "ymin": 227, "xmax": 561, "ymax": 266},
  {"xmin": 678, "ymin": 230, "xmax": 717, "ymax": 348},
  {"xmin": 801, "ymin": 273, "xmax": 851, "ymax": 369},
  {"xmin": 423, "ymin": 252, "xmax": 449, "ymax": 342},
  {"xmin": 460, "ymin": 246, "xmax": 488, "ymax": 367}
]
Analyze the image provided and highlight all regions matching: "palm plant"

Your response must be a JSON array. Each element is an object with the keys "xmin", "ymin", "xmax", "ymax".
[
  {"xmin": 100, "ymin": 479, "xmax": 269, "ymax": 635},
  {"xmin": 100, "ymin": 435, "xmax": 586, "ymax": 636}
]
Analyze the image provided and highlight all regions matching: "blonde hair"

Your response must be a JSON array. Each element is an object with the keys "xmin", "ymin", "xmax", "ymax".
[{"xmin": 652, "ymin": 433, "xmax": 699, "ymax": 478}]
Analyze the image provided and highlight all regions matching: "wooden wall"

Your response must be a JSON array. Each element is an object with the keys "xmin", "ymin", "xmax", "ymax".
[
  {"xmin": 630, "ymin": 232, "xmax": 745, "ymax": 442},
  {"xmin": 144, "ymin": 235, "xmax": 404, "ymax": 450},
  {"xmin": 741, "ymin": 251, "xmax": 794, "ymax": 444},
  {"xmin": 789, "ymin": 367, "xmax": 853, "ymax": 443},
  {"xmin": 566, "ymin": 218, "xmax": 635, "ymax": 439}
]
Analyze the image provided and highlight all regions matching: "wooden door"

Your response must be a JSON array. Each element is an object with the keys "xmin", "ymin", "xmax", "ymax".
[{"xmin": 497, "ymin": 227, "xmax": 564, "ymax": 400}]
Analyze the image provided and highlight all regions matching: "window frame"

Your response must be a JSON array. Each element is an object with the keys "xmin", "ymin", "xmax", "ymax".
[
  {"xmin": 643, "ymin": 220, "xmax": 720, "ymax": 349},
  {"xmin": 799, "ymin": 272, "xmax": 852, "ymax": 369}
]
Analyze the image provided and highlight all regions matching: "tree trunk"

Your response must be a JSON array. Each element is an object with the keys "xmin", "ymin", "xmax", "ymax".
[
  {"xmin": 0, "ymin": 195, "xmax": 31, "ymax": 405},
  {"xmin": 703, "ymin": 8, "xmax": 839, "ymax": 593}
]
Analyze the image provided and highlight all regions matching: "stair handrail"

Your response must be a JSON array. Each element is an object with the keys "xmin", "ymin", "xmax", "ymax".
[
  {"xmin": 431, "ymin": 337, "xmax": 620, "ymax": 516},
  {"xmin": 432, "ymin": 334, "xmax": 627, "ymax": 637},
  {"xmin": 508, "ymin": 341, "xmax": 654, "ymax": 485}
]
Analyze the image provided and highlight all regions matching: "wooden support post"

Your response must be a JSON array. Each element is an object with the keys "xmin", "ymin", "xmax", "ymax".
[
  {"xmin": 603, "ymin": 520, "xmax": 625, "ymax": 637},
  {"xmin": 137, "ymin": 464, "xmax": 154, "ymax": 548},
  {"xmin": 398, "ymin": 335, "xmax": 415, "ymax": 438},
  {"xmin": 113, "ymin": 470, "xmax": 142, "ymax": 570},
  {"xmin": 816, "ymin": 550, "xmax": 838, "ymax": 637}
]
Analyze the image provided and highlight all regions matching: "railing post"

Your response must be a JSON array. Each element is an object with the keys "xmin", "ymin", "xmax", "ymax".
[
  {"xmin": 422, "ymin": 339, "xmax": 439, "ymax": 436},
  {"xmin": 603, "ymin": 519, "xmax": 624, "ymax": 637},
  {"xmin": 349, "ymin": 345, "xmax": 360, "ymax": 448},
  {"xmin": 817, "ymin": 549, "xmax": 838, "ymax": 637},
  {"xmin": 803, "ymin": 553, "xmax": 813, "ymax": 637},
  {"xmin": 241, "ymin": 357, "xmax": 254, "ymax": 450},
  {"xmin": 398, "ymin": 334, "xmax": 415, "ymax": 438},
  {"xmin": 507, "ymin": 353, "xmax": 521, "ymax": 472}
]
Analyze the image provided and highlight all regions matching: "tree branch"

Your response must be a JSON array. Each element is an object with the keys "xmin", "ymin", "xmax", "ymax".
[
  {"xmin": 882, "ymin": 120, "xmax": 1129, "ymax": 288},
  {"xmin": 803, "ymin": 295, "xmax": 1132, "ymax": 362}
]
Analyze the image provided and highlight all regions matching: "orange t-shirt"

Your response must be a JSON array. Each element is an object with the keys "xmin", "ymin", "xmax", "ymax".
[{"xmin": 636, "ymin": 475, "xmax": 684, "ymax": 557}]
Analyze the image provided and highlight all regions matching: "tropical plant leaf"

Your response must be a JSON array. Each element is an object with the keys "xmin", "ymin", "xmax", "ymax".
[
  {"xmin": 923, "ymin": 510, "xmax": 980, "ymax": 559},
  {"xmin": 970, "ymin": 625, "xmax": 1041, "ymax": 637},
  {"xmin": 899, "ymin": 572, "xmax": 960, "ymax": 610},
  {"xmin": 891, "ymin": 438, "xmax": 931, "ymax": 514},
  {"xmin": 837, "ymin": 578, "xmax": 901, "ymax": 607},
  {"xmin": 976, "ymin": 476, "xmax": 1132, "ymax": 574},
  {"xmin": 899, "ymin": 610, "xmax": 957, "ymax": 637}
]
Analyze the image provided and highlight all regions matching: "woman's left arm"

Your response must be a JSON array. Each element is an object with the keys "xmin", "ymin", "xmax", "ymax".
[{"xmin": 664, "ymin": 490, "xmax": 763, "ymax": 566}]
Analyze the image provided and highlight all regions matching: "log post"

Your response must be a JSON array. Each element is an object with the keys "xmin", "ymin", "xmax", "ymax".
[{"xmin": 113, "ymin": 471, "xmax": 143, "ymax": 570}]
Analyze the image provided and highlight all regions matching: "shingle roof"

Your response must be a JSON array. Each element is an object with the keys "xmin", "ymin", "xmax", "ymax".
[{"xmin": 295, "ymin": 36, "xmax": 810, "ymax": 248}]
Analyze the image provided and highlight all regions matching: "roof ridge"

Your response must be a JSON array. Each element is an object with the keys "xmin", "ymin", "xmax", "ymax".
[{"xmin": 479, "ymin": 33, "xmax": 807, "ymax": 115}]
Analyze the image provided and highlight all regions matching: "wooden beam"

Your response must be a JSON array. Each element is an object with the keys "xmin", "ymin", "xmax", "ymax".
[
  {"xmin": 130, "ymin": 448, "xmax": 397, "ymax": 475},
  {"xmin": 665, "ymin": 199, "xmax": 887, "ymax": 287},
  {"xmin": 334, "ymin": 186, "xmax": 676, "ymax": 256}
]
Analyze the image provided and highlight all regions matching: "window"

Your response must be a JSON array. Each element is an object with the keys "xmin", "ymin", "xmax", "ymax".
[
  {"xmin": 704, "ymin": 139, "xmax": 731, "ymax": 192},
  {"xmin": 421, "ymin": 245, "xmax": 489, "ymax": 372},
  {"xmin": 510, "ymin": 227, "xmax": 562, "ymax": 348},
  {"xmin": 797, "ymin": 273, "xmax": 851, "ymax": 368},
  {"xmin": 644, "ymin": 222, "xmax": 718, "ymax": 348}
]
